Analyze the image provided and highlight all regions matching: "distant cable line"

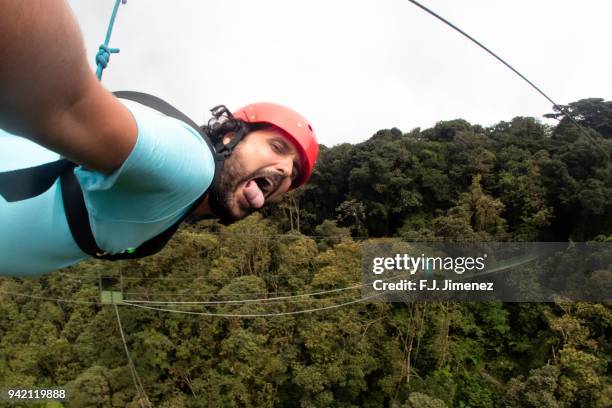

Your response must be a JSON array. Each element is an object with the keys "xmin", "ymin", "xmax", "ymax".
[
  {"xmin": 406, "ymin": 0, "xmax": 606, "ymax": 151},
  {"xmin": 123, "ymin": 282, "xmax": 364, "ymax": 305},
  {"xmin": 407, "ymin": 0, "xmax": 558, "ymax": 108},
  {"xmin": 121, "ymin": 292, "xmax": 383, "ymax": 318},
  {"xmin": 0, "ymin": 286, "xmax": 377, "ymax": 317},
  {"xmin": 120, "ymin": 285, "xmax": 357, "ymax": 298},
  {"xmin": 124, "ymin": 296, "xmax": 354, "ymax": 306},
  {"xmin": 113, "ymin": 303, "xmax": 152, "ymax": 408}
]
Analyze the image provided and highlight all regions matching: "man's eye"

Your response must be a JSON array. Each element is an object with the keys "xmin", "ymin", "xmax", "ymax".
[{"xmin": 272, "ymin": 143, "xmax": 282, "ymax": 153}]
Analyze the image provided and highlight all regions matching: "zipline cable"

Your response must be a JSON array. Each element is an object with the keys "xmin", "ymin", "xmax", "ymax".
[
  {"xmin": 119, "ymin": 294, "xmax": 366, "ymax": 308},
  {"xmin": 406, "ymin": 0, "xmax": 606, "ymax": 152},
  {"xmin": 0, "ymin": 286, "xmax": 383, "ymax": 317},
  {"xmin": 1, "ymin": 275, "xmax": 375, "ymax": 305},
  {"xmin": 407, "ymin": 0, "xmax": 559, "ymax": 109},
  {"xmin": 119, "ymin": 275, "xmax": 406, "ymax": 305},
  {"xmin": 121, "ymin": 292, "xmax": 384, "ymax": 318},
  {"xmin": 123, "ymin": 295, "xmax": 356, "ymax": 307},
  {"xmin": 124, "ymin": 282, "xmax": 366, "ymax": 305}
]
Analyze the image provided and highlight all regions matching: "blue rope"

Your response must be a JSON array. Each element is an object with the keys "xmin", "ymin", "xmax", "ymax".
[{"xmin": 95, "ymin": 0, "xmax": 127, "ymax": 80}]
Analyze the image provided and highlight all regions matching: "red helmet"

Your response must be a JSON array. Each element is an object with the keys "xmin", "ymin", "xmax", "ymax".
[{"xmin": 233, "ymin": 102, "xmax": 319, "ymax": 188}]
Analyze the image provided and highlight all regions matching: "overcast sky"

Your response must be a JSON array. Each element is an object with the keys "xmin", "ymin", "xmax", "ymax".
[{"xmin": 67, "ymin": 0, "xmax": 612, "ymax": 147}]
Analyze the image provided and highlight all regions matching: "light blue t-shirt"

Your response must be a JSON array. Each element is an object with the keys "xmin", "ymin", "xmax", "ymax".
[{"xmin": 0, "ymin": 101, "xmax": 215, "ymax": 276}]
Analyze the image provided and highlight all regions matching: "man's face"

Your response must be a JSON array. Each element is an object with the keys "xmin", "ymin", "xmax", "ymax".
[{"xmin": 208, "ymin": 127, "xmax": 301, "ymax": 223}]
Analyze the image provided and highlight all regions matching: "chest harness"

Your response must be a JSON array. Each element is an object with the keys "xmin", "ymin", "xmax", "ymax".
[{"xmin": 0, "ymin": 91, "xmax": 234, "ymax": 261}]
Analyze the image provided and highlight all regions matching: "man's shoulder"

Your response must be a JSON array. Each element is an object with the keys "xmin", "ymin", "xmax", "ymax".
[{"xmin": 75, "ymin": 98, "xmax": 215, "ymax": 223}]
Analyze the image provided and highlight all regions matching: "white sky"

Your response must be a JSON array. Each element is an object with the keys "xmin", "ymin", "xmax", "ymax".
[{"xmin": 68, "ymin": 0, "xmax": 612, "ymax": 147}]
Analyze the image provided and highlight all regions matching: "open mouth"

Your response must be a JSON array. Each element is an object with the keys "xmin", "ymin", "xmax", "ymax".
[
  {"xmin": 253, "ymin": 176, "xmax": 276, "ymax": 197},
  {"xmin": 242, "ymin": 174, "xmax": 282, "ymax": 210}
]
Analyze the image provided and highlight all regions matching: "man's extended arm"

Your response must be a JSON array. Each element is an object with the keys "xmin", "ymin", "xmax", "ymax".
[{"xmin": 0, "ymin": 0, "xmax": 136, "ymax": 174}]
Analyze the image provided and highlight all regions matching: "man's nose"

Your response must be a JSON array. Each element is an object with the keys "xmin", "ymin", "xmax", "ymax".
[{"xmin": 276, "ymin": 156, "xmax": 293, "ymax": 177}]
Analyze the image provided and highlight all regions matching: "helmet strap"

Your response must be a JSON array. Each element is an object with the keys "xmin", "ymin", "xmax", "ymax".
[{"xmin": 213, "ymin": 127, "xmax": 248, "ymax": 160}]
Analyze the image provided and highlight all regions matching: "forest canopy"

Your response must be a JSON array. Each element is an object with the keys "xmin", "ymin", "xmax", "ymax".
[{"xmin": 0, "ymin": 98, "xmax": 610, "ymax": 407}]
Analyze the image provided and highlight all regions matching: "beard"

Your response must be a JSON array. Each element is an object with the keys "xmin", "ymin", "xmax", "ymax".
[{"xmin": 207, "ymin": 154, "xmax": 254, "ymax": 225}]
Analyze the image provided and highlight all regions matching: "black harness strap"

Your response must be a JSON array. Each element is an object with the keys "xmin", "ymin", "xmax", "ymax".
[
  {"xmin": 114, "ymin": 91, "xmax": 202, "ymax": 134},
  {"xmin": 0, "ymin": 92, "xmax": 220, "ymax": 261},
  {"xmin": 59, "ymin": 160, "xmax": 103, "ymax": 256},
  {"xmin": 0, "ymin": 159, "xmax": 73, "ymax": 202}
]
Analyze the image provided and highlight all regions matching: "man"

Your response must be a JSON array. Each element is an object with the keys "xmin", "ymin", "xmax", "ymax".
[{"xmin": 0, "ymin": 1, "xmax": 318, "ymax": 276}]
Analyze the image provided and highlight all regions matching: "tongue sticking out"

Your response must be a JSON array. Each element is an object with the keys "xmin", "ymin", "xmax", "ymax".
[{"xmin": 244, "ymin": 180, "xmax": 265, "ymax": 209}]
